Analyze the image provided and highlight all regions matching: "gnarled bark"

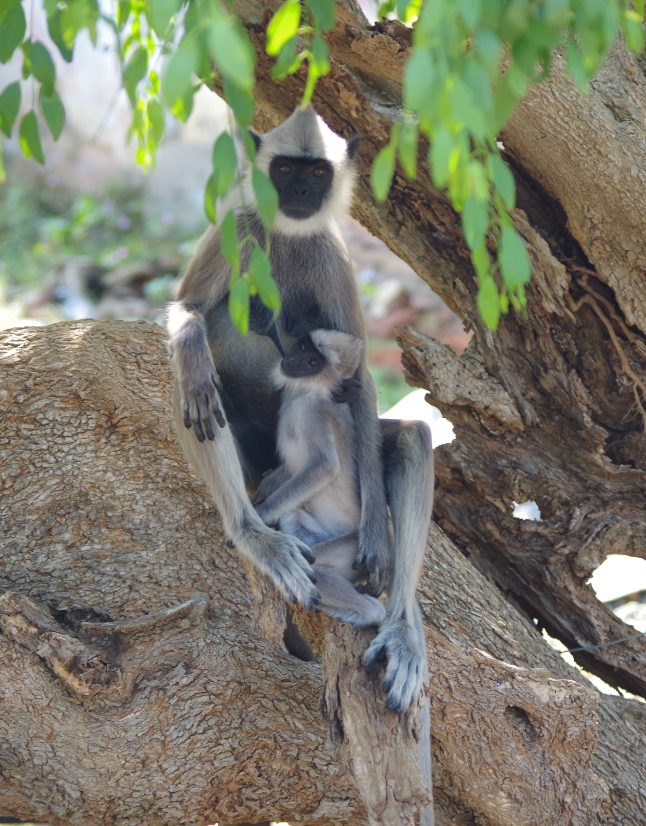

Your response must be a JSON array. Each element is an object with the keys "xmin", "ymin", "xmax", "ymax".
[{"xmin": 0, "ymin": 321, "xmax": 645, "ymax": 826}]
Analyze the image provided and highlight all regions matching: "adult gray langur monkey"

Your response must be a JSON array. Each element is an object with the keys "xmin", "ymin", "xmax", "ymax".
[
  {"xmin": 252, "ymin": 329, "xmax": 386, "ymax": 628},
  {"xmin": 166, "ymin": 106, "xmax": 434, "ymax": 715}
]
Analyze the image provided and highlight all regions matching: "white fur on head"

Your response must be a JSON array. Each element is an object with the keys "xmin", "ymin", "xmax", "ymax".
[{"xmin": 256, "ymin": 106, "xmax": 357, "ymax": 236}]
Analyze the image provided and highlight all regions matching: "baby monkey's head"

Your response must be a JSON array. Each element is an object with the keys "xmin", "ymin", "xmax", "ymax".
[{"xmin": 275, "ymin": 329, "xmax": 364, "ymax": 401}]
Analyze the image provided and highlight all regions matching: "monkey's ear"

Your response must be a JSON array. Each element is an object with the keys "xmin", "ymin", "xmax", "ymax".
[
  {"xmin": 347, "ymin": 135, "xmax": 360, "ymax": 160},
  {"xmin": 332, "ymin": 377, "xmax": 362, "ymax": 403},
  {"xmin": 249, "ymin": 130, "xmax": 262, "ymax": 151}
]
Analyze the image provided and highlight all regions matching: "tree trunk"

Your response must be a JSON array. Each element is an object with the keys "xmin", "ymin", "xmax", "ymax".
[
  {"xmin": 2, "ymin": 2, "xmax": 646, "ymax": 824},
  {"xmin": 1, "ymin": 320, "xmax": 644, "ymax": 826}
]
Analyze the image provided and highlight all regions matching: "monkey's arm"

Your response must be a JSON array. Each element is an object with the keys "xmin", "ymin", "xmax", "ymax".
[
  {"xmin": 255, "ymin": 447, "xmax": 340, "ymax": 528},
  {"xmin": 166, "ymin": 302, "xmax": 226, "ymax": 442},
  {"xmin": 166, "ymin": 225, "xmax": 234, "ymax": 441},
  {"xmin": 251, "ymin": 464, "xmax": 290, "ymax": 506}
]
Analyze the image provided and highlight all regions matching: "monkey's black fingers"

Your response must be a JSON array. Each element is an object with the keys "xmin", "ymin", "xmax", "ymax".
[
  {"xmin": 300, "ymin": 547, "xmax": 316, "ymax": 565},
  {"xmin": 363, "ymin": 642, "xmax": 387, "ymax": 671},
  {"xmin": 183, "ymin": 399, "xmax": 192, "ymax": 430},
  {"xmin": 193, "ymin": 416, "xmax": 206, "ymax": 443},
  {"xmin": 202, "ymin": 395, "xmax": 216, "ymax": 441},
  {"xmin": 226, "ymin": 539, "xmax": 235, "ymax": 549},
  {"xmin": 213, "ymin": 403, "xmax": 226, "ymax": 428}
]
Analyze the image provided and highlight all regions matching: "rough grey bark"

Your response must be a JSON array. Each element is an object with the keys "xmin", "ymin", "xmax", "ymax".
[{"xmin": 0, "ymin": 321, "xmax": 644, "ymax": 826}]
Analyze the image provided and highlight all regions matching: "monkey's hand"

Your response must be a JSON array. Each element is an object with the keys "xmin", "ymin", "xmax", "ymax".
[
  {"xmin": 238, "ymin": 520, "xmax": 320, "ymax": 610},
  {"xmin": 181, "ymin": 368, "xmax": 226, "ymax": 442},
  {"xmin": 363, "ymin": 611, "xmax": 426, "ymax": 715},
  {"xmin": 353, "ymin": 518, "xmax": 391, "ymax": 597},
  {"xmin": 251, "ymin": 466, "xmax": 289, "ymax": 507}
]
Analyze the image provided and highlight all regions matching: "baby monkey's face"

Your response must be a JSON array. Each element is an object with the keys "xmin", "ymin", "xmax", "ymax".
[{"xmin": 280, "ymin": 336, "xmax": 327, "ymax": 379}]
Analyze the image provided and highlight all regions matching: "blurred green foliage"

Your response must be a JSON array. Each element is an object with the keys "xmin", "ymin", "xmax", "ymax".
[{"xmin": 0, "ymin": 170, "xmax": 191, "ymax": 295}]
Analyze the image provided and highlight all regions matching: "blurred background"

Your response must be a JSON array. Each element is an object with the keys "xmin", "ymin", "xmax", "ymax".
[{"xmin": 1, "ymin": 0, "xmax": 644, "ymax": 697}]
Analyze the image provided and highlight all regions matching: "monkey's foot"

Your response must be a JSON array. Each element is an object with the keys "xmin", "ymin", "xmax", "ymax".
[
  {"xmin": 321, "ymin": 596, "xmax": 386, "ymax": 628},
  {"xmin": 238, "ymin": 521, "xmax": 320, "ymax": 610},
  {"xmin": 363, "ymin": 614, "xmax": 426, "ymax": 714}
]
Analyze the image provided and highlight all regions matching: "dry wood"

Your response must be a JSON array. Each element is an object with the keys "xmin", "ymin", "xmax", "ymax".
[{"xmin": 1, "ymin": 321, "xmax": 645, "ymax": 826}]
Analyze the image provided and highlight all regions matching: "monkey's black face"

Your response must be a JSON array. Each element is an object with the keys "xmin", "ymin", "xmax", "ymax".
[
  {"xmin": 269, "ymin": 156, "xmax": 334, "ymax": 220},
  {"xmin": 281, "ymin": 337, "xmax": 327, "ymax": 378}
]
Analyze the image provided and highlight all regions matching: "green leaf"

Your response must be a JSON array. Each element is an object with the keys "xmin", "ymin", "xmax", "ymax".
[
  {"xmin": 162, "ymin": 33, "xmax": 198, "ymax": 109},
  {"xmin": 223, "ymin": 76, "xmax": 254, "ymax": 127},
  {"xmin": 490, "ymin": 153, "xmax": 515, "ymax": 209},
  {"xmin": 117, "ymin": 0, "xmax": 130, "ymax": 30},
  {"xmin": 476, "ymin": 27, "xmax": 501, "ymax": 77},
  {"xmin": 565, "ymin": 37, "xmax": 588, "ymax": 94},
  {"xmin": 311, "ymin": 34, "xmax": 330, "ymax": 77},
  {"xmin": 270, "ymin": 36, "xmax": 300, "ymax": 80},
  {"xmin": 47, "ymin": 9, "xmax": 74, "ymax": 62},
  {"xmin": 0, "ymin": 2, "xmax": 26, "ymax": 63},
  {"xmin": 19, "ymin": 111, "xmax": 44, "ymax": 164},
  {"xmin": 0, "ymin": 0, "xmax": 22, "ymax": 21},
  {"xmin": 59, "ymin": 0, "xmax": 100, "ymax": 50},
  {"xmin": 252, "ymin": 167, "xmax": 278, "ymax": 228},
  {"xmin": 371, "ymin": 142, "xmax": 395, "ymax": 202},
  {"xmin": 228, "ymin": 277, "xmax": 250, "ymax": 336},
  {"xmin": 450, "ymin": 77, "xmax": 487, "ymax": 139},
  {"xmin": 40, "ymin": 87, "xmax": 65, "ymax": 139},
  {"xmin": 499, "ymin": 226, "xmax": 530, "ymax": 288},
  {"xmin": 212, "ymin": 131, "xmax": 237, "ymax": 196},
  {"xmin": 308, "ymin": 0, "xmax": 335, "ymax": 31},
  {"xmin": 543, "ymin": 0, "xmax": 572, "ymax": 28},
  {"xmin": 429, "ymin": 126, "xmax": 452, "ymax": 189},
  {"xmin": 477, "ymin": 275, "xmax": 500, "ymax": 330},
  {"xmin": 267, "ymin": 0, "xmax": 301, "ymax": 56},
  {"xmin": 623, "ymin": 10, "xmax": 645, "ymax": 55},
  {"xmin": 455, "ymin": 0, "xmax": 481, "ymax": 28},
  {"xmin": 378, "ymin": 0, "xmax": 397, "ymax": 18},
  {"xmin": 403, "ymin": 49, "xmax": 436, "ymax": 114},
  {"xmin": 397, "ymin": 0, "xmax": 422, "ymax": 23},
  {"xmin": 398, "ymin": 121, "xmax": 417, "ymax": 180},
  {"xmin": 462, "ymin": 193, "xmax": 488, "ymax": 251},
  {"xmin": 248, "ymin": 246, "xmax": 280, "ymax": 314},
  {"xmin": 148, "ymin": 0, "xmax": 180, "ymax": 38},
  {"xmin": 30, "ymin": 41, "xmax": 56, "ymax": 96},
  {"xmin": 0, "ymin": 81, "xmax": 20, "ymax": 137},
  {"xmin": 147, "ymin": 98, "xmax": 164, "ymax": 146},
  {"xmin": 209, "ymin": 18, "xmax": 255, "ymax": 90},
  {"xmin": 123, "ymin": 46, "xmax": 148, "ymax": 105},
  {"xmin": 220, "ymin": 210, "xmax": 240, "ymax": 270},
  {"xmin": 204, "ymin": 172, "xmax": 218, "ymax": 224},
  {"xmin": 21, "ymin": 38, "xmax": 31, "ymax": 78}
]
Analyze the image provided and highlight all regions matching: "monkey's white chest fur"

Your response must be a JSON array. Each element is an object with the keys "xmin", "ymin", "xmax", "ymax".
[{"xmin": 277, "ymin": 393, "xmax": 360, "ymax": 541}]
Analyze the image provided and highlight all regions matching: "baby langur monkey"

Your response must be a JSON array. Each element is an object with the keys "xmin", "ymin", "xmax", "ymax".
[{"xmin": 252, "ymin": 330, "xmax": 387, "ymax": 628}]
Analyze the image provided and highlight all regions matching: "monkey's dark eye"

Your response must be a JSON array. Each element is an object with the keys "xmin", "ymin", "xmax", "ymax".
[
  {"xmin": 307, "ymin": 358, "xmax": 319, "ymax": 367},
  {"xmin": 298, "ymin": 341, "xmax": 306, "ymax": 350},
  {"xmin": 312, "ymin": 167, "xmax": 326, "ymax": 178},
  {"xmin": 279, "ymin": 164, "xmax": 292, "ymax": 174}
]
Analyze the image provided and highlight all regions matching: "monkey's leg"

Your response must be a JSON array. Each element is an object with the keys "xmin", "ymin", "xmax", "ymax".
[
  {"xmin": 311, "ymin": 534, "xmax": 386, "ymax": 627},
  {"xmin": 364, "ymin": 419, "xmax": 433, "ymax": 714},
  {"xmin": 171, "ymin": 382, "xmax": 320, "ymax": 610}
]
